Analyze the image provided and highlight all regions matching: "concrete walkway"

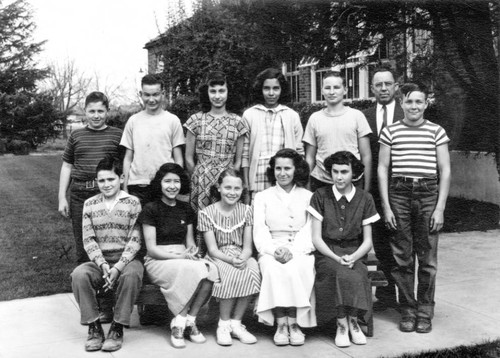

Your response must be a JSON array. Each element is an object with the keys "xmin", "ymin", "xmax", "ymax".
[{"xmin": 1, "ymin": 230, "xmax": 499, "ymax": 358}]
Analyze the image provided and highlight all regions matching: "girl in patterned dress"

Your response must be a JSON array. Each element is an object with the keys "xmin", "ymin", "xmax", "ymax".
[
  {"xmin": 184, "ymin": 71, "xmax": 247, "ymax": 214},
  {"xmin": 139, "ymin": 163, "xmax": 218, "ymax": 349},
  {"xmin": 198, "ymin": 169, "xmax": 261, "ymax": 346},
  {"xmin": 308, "ymin": 151, "xmax": 380, "ymax": 348}
]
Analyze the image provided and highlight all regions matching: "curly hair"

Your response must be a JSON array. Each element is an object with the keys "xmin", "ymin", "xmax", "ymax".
[
  {"xmin": 198, "ymin": 71, "xmax": 240, "ymax": 113},
  {"xmin": 324, "ymin": 151, "xmax": 364, "ymax": 180},
  {"xmin": 209, "ymin": 168, "xmax": 247, "ymax": 202},
  {"xmin": 150, "ymin": 163, "xmax": 190, "ymax": 200},
  {"xmin": 251, "ymin": 68, "xmax": 291, "ymax": 105},
  {"xmin": 266, "ymin": 148, "xmax": 309, "ymax": 187}
]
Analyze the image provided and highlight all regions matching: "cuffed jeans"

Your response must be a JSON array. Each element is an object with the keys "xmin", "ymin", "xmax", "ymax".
[
  {"xmin": 389, "ymin": 177, "xmax": 439, "ymax": 320},
  {"xmin": 71, "ymin": 260, "xmax": 144, "ymax": 326},
  {"xmin": 69, "ymin": 182, "xmax": 99, "ymax": 264}
]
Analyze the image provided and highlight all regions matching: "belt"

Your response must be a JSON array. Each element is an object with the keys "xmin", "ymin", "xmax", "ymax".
[
  {"xmin": 327, "ymin": 238, "xmax": 359, "ymax": 248},
  {"xmin": 73, "ymin": 178, "xmax": 97, "ymax": 189},
  {"xmin": 392, "ymin": 176, "xmax": 437, "ymax": 184}
]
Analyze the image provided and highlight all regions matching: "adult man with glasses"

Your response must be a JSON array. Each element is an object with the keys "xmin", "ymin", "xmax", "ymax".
[{"xmin": 362, "ymin": 66, "xmax": 403, "ymax": 312}]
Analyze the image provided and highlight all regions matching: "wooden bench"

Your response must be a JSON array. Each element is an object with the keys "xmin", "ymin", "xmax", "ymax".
[{"xmin": 135, "ymin": 252, "xmax": 388, "ymax": 335}]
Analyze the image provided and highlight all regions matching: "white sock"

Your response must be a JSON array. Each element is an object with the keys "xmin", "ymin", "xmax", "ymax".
[
  {"xmin": 186, "ymin": 314, "xmax": 196, "ymax": 325},
  {"xmin": 218, "ymin": 318, "xmax": 231, "ymax": 327},
  {"xmin": 276, "ymin": 317, "xmax": 287, "ymax": 325},
  {"xmin": 230, "ymin": 319, "xmax": 242, "ymax": 328},
  {"xmin": 287, "ymin": 316, "xmax": 297, "ymax": 325},
  {"xmin": 175, "ymin": 315, "xmax": 187, "ymax": 328}
]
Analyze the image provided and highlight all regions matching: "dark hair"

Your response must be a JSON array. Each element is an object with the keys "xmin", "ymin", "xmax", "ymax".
[
  {"xmin": 150, "ymin": 163, "xmax": 190, "ymax": 200},
  {"xmin": 266, "ymin": 148, "xmax": 309, "ymax": 187},
  {"xmin": 324, "ymin": 151, "xmax": 364, "ymax": 180},
  {"xmin": 322, "ymin": 71, "xmax": 346, "ymax": 87},
  {"xmin": 400, "ymin": 82, "xmax": 428, "ymax": 99},
  {"xmin": 251, "ymin": 68, "xmax": 291, "ymax": 105},
  {"xmin": 371, "ymin": 65, "xmax": 397, "ymax": 83},
  {"xmin": 85, "ymin": 91, "xmax": 109, "ymax": 110},
  {"xmin": 96, "ymin": 156, "xmax": 122, "ymax": 176},
  {"xmin": 141, "ymin": 74, "xmax": 164, "ymax": 90},
  {"xmin": 210, "ymin": 168, "xmax": 247, "ymax": 202},
  {"xmin": 198, "ymin": 71, "xmax": 237, "ymax": 113}
]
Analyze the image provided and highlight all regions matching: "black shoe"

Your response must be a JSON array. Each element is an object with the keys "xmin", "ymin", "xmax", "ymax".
[
  {"xmin": 416, "ymin": 318, "xmax": 432, "ymax": 333},
  {"xmin": 399, "ymin": 317, "xmax": 416, "ymax": 332},
  {"xmin": 85, "ymin": 320, "xmax": 105, "ymax": 351},
  {"xmin": 102, "ymin": 321, "xmax": 124, "ymax": 352}
]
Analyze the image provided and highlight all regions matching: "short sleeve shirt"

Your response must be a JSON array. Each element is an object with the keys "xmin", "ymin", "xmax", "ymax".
[
  {"xmin": 139, "ymin": 200, "xmax": 194, "ymax": 246},
  {"xmin": 303, "ymin": 107, "xmax": 372, "ymax": 183},
  {"xmin": 307, "ymin": 186, "xmax": 379, "ymax": 242}
]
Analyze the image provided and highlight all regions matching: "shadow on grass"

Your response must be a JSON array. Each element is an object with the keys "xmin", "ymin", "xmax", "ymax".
[
  {"xmin": 443, "ymin": 197, "xmax": 500, "ymax": 233},
  {"xmin": 381, "ymin": 339, "xmax": 500, "ymax": 358}
]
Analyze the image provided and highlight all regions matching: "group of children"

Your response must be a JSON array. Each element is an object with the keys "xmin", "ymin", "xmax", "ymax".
[{"xmin": 59, "ymin": 68, "xmax": 450, "ymax": 352}]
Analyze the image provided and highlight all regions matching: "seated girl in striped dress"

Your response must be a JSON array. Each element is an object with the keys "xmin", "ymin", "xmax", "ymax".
[
  {"xmin": 139, "ymin": 163, "xmax": 218, "ymax": 349},
  {"xmin": 198, "ymin": 169, "xmax": 261, "ymax": 346}
]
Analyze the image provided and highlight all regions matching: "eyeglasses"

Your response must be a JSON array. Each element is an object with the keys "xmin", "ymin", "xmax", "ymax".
[{"xmin": 373, "ymin": 82, "xmax": 395, "ymax": 89}]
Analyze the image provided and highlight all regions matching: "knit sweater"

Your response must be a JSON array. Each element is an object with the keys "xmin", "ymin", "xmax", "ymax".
[{"xmin": 82, "ymin": 191, "xmax": 142, "ymax": 272}]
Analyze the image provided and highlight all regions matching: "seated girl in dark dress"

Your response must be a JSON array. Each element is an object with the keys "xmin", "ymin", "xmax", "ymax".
[{"xmin": 307, "ymin": 151, "xmax": 380, "ymax": 348}]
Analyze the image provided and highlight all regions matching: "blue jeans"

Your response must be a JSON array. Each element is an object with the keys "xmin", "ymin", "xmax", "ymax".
[
  {"xmin": 389, "ymin": 177, "xmax": 439, "ymax": 320},
  {"xmin": 69, "ymin": 182, "xmax": 99, "ymax": 264}
]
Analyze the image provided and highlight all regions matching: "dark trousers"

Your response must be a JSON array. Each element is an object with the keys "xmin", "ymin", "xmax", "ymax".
[
  {"xmin": 69, "ymin": 182, "xmax": 99, "ymax": 264},
  {"xmin": 389, "ymin": 178, "xmax": 439, "ymax": 320}
]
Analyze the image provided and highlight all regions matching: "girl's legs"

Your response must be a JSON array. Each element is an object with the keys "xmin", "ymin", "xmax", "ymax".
[
  {"xmin": 230, "ymin": 296, "xmax": 257, "ymax": 344},
  {"xmin": 273, "ymin": 307, "xmax": 290, "ymax": 346},
  {"xmin": 216, "ymin": 298, "xmax": 236, "ymax": 346},
  {"xmin": 185, "ymin": 280, "xmax": 213, "ymax": 344},
  {"xmin": 347, "ymin": 307, "xmax": 366, "ymax": 345},
  {"xmin": 286, "ymin": 307, "xmax": 305, "ymax": 346},
  {"xmin": 335, "ymin": 306, "xmax": 350, "ymax": 348}
]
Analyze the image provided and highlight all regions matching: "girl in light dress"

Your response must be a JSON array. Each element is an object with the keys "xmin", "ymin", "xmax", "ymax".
[
  {"xmin": 140, "ymin": 163, "xmax": 217, "ymax": 349},
  {"xmin": 253, "ymin": 148, "xmax": 316, "ymax": 346},
  {"xmin": 198, "ymin": 169, "xmax": 261, "ymax": 346}
]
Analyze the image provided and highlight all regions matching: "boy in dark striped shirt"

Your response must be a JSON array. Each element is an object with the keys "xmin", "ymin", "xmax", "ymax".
[
  {"xmin": 378, "ymin": 83, "xmax": 451, "ymax": 334},
  {"xmin": 58, "ymin": 92, "xmax": 123, "ymax": 265}
]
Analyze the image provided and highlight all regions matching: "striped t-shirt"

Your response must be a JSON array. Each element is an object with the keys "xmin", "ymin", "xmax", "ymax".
[
  {"xmin": 379, "ymin": 120, "xmax": 450, "ymax": 178},
  {"xmin": 62, "ymin": 126, "xmax": 123, "ymax": 181}
]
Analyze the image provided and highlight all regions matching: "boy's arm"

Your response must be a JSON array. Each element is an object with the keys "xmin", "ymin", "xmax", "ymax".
[
  {"xmin": 233, "ymin": 135, "xmax": 245, "ymax": 171},
  {"xmin": 378, "ymin": 145, "xmax": 396, "ymax": 229},
  {"xmin": 358, "ymin": 135, "xmax": 372, "ymax": 192},
  {"xmin": 82, "ymin": 204, "xmax": 106, "ymax": 267},
  {"xmin": 114, "ymin": 202, "xmax": 142, "ymax": 272},
  {"xmin": 58, "ymin": 161, "xmax": 72, "ymax": 218},
  {"xmin": 305, "ymin": 143, "xmax": 317, "ymax": 190},
  {"xmin": 173, "ymin": 146, "xmax": 184, "ymax": 168},
  {"xmin": 293, "ymin": 114, "xmax": 305, "ymax": 156},
  {"xmin": 431, "ymin": 143, "xmax": 451, "ymax": 232},
  {"xmin": 122, "ymin": 149, "xmax": 134, "ymax": 193}
]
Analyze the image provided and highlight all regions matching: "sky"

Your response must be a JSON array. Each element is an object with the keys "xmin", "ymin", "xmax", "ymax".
[{"xmin": 27, "ymin": 0, "xmax": 193, "ymax": 104}]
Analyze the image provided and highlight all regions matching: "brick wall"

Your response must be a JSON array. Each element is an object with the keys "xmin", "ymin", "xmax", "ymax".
[{"xmin": 299, "ymin": 67, "xmax": 311, "ymax": 102}]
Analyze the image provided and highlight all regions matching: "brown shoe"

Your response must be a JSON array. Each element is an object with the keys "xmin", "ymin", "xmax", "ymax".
[
  {"xmin": 399, "ymin": 317, "xmax": 416, "ymax": 332},
  {"xmin": 102, "ymin": 321, "xmax": 123, "ymax": 352},
  {"xmin": 416, "ymin": 318, "xmax": 432, "ymax": 333},
  {"xmin": 84, "ymin": 320, "xmax": 104, "ymax": 351}
]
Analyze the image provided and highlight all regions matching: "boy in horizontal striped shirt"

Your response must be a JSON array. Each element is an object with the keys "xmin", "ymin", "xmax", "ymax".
[{"xmin": 378, "ymin": 82, "xmax": 451, "ymax": 334}]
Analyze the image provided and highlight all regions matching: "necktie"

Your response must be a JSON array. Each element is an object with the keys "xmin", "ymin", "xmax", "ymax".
[{"xmin": 381, "ymin": 105, "xmax": 387, "ymax": 134}]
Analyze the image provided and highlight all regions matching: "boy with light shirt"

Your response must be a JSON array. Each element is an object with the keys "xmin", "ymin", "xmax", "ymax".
[
  {"xmin": 71, "ymin": 156, "xmax": 143, "ymax": 352},
  {"xmin": 378, "ymin": 82, "xmax": 451, "ymax": 334},
  {"xmin": 303, "ymin": 72, "xmax": 372, "ymax": 193},
  {"xmin": 121, "ymin": 74, "xmax": 185, "ymax": 206},
  {"xmin": 58, "ymin": 91, "xmax": 123, "ymax": 265}
]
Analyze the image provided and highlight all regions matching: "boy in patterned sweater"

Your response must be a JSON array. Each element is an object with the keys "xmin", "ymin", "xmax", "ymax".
[
  {"xmin": 71, "ymin": 157, "xmax": 143, "ymax": 352},
  {"xmin": 378, "ymin": 83, "xmax": 451, "ymax": 334}
]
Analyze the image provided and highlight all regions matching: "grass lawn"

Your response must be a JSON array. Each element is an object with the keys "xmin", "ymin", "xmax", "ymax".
[{"xmin": 0, "ymin": 153, "xmax": 75, "ymax": 301}]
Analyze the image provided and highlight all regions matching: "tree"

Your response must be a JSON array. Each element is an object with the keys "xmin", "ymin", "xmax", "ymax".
[{"xmin": 0, "ymin": 0, "xmax": 62, "ymax": 148}]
